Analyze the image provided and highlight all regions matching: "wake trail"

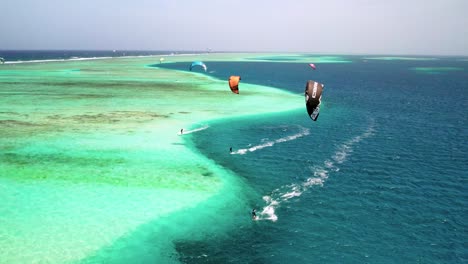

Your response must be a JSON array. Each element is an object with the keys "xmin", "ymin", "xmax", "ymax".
[
  {"xmin": 231, "ymin": 126, "xmax": 310, "ymax": 155},
  {"xmin": 257, "ymin": 122, "xmax": 376, "ymax": 222},
  {"xmin": 178, "ymin": 125, "xmax": 209, "ymax": 135}
]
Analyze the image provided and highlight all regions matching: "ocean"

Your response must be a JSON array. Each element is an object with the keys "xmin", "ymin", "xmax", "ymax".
[
  {"xmin": 157, "ymin": 57, "xmax": 468, "ymax": 263},
  {"xmin": 1, "ymin": 53, "xmax": 467, "ymax": 263},
  {"xmin": 0, "ymin": 50, "xmax": 202, "ymax": 63}
]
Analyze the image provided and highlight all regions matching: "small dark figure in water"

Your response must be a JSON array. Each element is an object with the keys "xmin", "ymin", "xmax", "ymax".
[
  {"xmin": 230, "ymin": 147, "xmax": 232, "ymax": 153},
  {"xmin": 180, "ymin": 129, "xmax": 183, "ymax": 134},
  {"xmin": 251, "ymin": 209, "xmax": 257, "ymax": 219}
]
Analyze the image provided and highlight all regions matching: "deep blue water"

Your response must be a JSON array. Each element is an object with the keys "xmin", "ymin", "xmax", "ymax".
[
  {"xmin": 157, "ymin": 57, "xmax": 468, "ymax": 263},
  {"xmin": 0, "ymin": 50, "xmax": 205, "ymax": 62}
]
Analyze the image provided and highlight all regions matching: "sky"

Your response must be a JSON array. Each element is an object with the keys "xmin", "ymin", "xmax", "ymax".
[{"xmin": 1, "ymin": 0, "xmax": 467, "ymax": 55}]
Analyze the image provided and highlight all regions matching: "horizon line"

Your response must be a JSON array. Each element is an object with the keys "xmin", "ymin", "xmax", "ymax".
[{"xmin": 1, "ymin": 49, "xmax": 467, "ymax": 58}]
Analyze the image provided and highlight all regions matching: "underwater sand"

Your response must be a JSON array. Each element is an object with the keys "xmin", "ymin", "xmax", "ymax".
[{"xmin": 0, "ymin": 53, "xmax": 319, "ymax": 263}]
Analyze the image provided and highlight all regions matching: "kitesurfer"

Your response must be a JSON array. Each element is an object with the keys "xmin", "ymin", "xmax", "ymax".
[
  {"xmin": 251, "ymin": 209, "xmax": 257, "ymax": 220},
  {"xmin": 230, "ymin": 147, "xmax": 232, "ymax": 153},
  {"xmin": 180, "ymin": 129, "xmax": 183, "ymax": 134}
]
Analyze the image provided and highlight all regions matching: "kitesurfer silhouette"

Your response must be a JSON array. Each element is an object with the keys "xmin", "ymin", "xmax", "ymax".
[
  {"xmin": 180, "ymin": 129, "xmax": 183, "ymax": 134},
  {"xmin": 251, "ymin": 209, "xmax": 257, "ymax": 220}
]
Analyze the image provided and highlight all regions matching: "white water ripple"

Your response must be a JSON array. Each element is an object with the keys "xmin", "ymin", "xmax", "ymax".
[
  {"xmin": 258, "ymin": 122, "xmax": 376, "ymax": 222},
  {"xmin": 178, "ymin": 125, "xmax": 209, "ymax": 135},
  {"xmin": 232, "ymin": 126, "xmax": 310, "ymax": 155}
]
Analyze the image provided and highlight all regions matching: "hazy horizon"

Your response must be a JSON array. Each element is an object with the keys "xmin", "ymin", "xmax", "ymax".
[
  {"xmin": 1, "ymin": 49, "xmax": 467, "ymax": 57},
  {"xmin": 1, "ymin": 0, "xmax": 467, "ymax": 56}
]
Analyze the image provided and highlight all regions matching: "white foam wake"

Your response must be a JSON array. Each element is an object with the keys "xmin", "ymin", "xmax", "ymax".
[
  {"xmin": 178, "ymin": 125, "xmax": 209, "ymax": 135},
  {"xmin": 257, "ymin": 123, "xmax": 376, "ymax": 222},
  {"xmin": 232, "ymin": 127, "xmax": 310, "ymax": 155}
]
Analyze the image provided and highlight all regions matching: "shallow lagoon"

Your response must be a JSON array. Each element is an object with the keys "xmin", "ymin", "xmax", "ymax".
[{"xmin": 0, "ymin": 54, "xmax": 305, "ymax": 263}]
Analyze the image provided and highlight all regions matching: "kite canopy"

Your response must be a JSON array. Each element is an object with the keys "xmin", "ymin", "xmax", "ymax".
[
  {"xmin": 304, "ymin": 80, "xmax": 324, "ymax": 121},
  {"xmin": 228, "ymin": 75, "xmax": 241, "ymax": 94},
  {"xmin": 309, "ymin": 63, "xmax": 316, "ymax": 70},
  {"xmin": 189, "ymin": 61, "xmax": 207, "ymax": 72}
]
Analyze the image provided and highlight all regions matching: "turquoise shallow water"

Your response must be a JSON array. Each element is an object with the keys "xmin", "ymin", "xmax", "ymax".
[
  {"xmin": 1, "ymin": 54, "xmax": 467, "ymax": 263},
  {"xmin": 0, "ymin": 53, "xmax": 301, "ymax": 263},
  {"xmin": 159, "ymin": 57, "xmax": 468, "ymax": 263}
]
